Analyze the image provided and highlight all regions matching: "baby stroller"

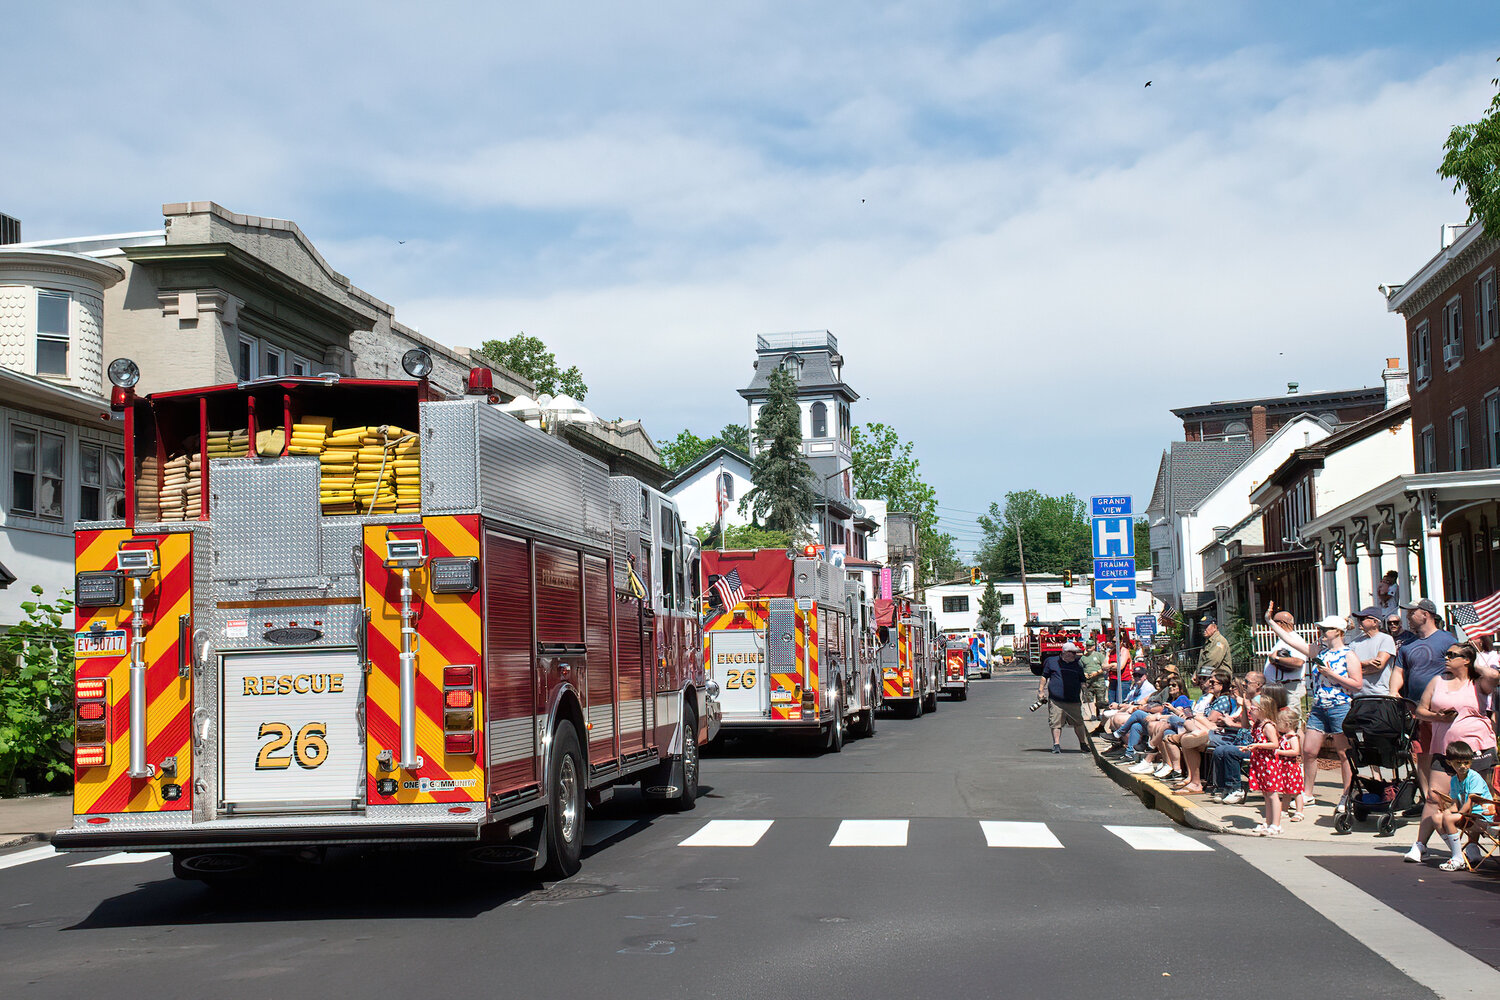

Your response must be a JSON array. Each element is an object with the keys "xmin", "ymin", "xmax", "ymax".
[{"xmin": 1337, "ymin": 695, "xmax": 1421, "ymax": 836}]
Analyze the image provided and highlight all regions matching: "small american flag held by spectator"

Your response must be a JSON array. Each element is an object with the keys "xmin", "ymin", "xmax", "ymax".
[
  {"xmin": 1453, "ymin": 590, "xmax": 1500, "ymax": 635},
  {"xmin": 712, "ymin": 568, "xmax": 745, "ymax": 610}
]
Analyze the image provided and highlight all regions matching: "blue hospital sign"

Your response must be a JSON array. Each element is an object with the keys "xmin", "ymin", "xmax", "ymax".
[{"xmin": 1091, "ymin": 516, "xmax": 1134, "ymax": 560}]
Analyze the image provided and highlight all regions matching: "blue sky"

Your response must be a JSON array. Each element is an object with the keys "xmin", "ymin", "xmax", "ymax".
[{"xmin": 4, "ymin": 2, "xmax": 1496, "ymax": 558}]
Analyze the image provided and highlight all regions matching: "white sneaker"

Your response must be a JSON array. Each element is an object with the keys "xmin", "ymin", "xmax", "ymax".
[
  {"xmin": 1403, "ymin": 844, "xmax": 1428, "ymax": 864},
  {"xmin": 1129, "ymin": 760, "xmax": 1155, "ymax": 774},
  {"xmin": 1222, "ymin": 790, "xmax": 1246, "ymax": 805},
  {"xmin": 1154, "ymin": 763, "xmax": 1174, "ymax": 778},
  {"xmin": 1334, "ymin": 795, "xmax": 1348, "ymax": 817}
]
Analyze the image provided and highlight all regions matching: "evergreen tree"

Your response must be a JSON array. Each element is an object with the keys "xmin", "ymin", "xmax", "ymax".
[
  {"xmin": 740, "ymin": 367, "xmax": 816, "ymax": 536},
  {"xmin": 976, "ymin": 580, "xmax": 1002, "ymax": 635}
]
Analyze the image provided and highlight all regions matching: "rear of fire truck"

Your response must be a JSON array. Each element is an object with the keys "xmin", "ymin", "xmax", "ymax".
[
  {"xmin": 942, "ymin": 637, "xmax": 970, "ymax": 701},
  {"xmin": 876, "ymin": 599, "xmax": 939, "ymax": 718},
  {"xmin": 56, "ymin": 354, "xmax": 713, "ymax": 881},
  {"xmin": 701, "ymin": 550, "xmax": 877, "ymax": 752}
]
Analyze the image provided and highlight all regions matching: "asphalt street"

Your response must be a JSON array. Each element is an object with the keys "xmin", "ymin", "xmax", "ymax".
[{"xmin": 0, "ymin": 673, "xmax": 1447, "ymax": 999}]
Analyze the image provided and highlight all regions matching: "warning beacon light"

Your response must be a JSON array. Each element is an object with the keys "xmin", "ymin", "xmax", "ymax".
[
  {"xmin": 401, "ymin": 347, "xmax": 434, "ymax": 379},
  {"xmin": 107, "ymin": 357, "xmax": 140, "ymax": 389}
]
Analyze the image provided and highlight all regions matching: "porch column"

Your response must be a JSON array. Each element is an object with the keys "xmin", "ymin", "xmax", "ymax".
[
  {"xmin": 1317, "ymin": 540, "xmax": 1340, "ymax": 617},
  {"xmin": 1345, "ymin": 550, "xmax": 1361, "ymax": 616},
  {"xmin": 1420, "ymin": 491, "xmax": 1448, "ymax": 606},
  {"xmin": 1394, "ymin": 509, "xmax": 1414, "ymax": 609}
]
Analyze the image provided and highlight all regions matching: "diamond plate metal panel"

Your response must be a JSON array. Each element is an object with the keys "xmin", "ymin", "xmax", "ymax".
[
  {"xmin": 209, "ymin": 459, "xmax": 321, "ymax": 582},
  {"xmin": 768, "ymin": 599, "xmax": 796, "ymax": 672},
  {"xmin": 419, "ymin": 400, "xmax": 480, "ymax": 512}
]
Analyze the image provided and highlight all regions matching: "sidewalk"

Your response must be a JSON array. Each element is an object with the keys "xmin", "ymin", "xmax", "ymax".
[
  {"xmin": 0, "ymin": 793, "xmax": 71, "ymax": 848},
  {"xmin": 1088, "ymin": 726, "xmax": 1400, "ymax": 841}
]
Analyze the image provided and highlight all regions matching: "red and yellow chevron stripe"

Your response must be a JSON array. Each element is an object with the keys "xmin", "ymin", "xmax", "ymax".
[
  {"xmin": 363, "ymin": 515, "xmax": 484, "ymax": 805},
  {"xmin": 73, "ymin": 528, "xmax": 193, "ymax": 815},
  {"xmin": 884, "ymin": 622, "xmax": 913, "ymax": 699}
]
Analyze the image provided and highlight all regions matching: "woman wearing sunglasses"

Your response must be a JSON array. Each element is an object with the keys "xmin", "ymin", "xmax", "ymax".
[
  {"xmin": 1265, "ymin": 602, "xmax": 1363, "ymax": 815},
  {"xmin": 1407, "ymin": 641, "xmax": 1500, "ymax": 863}
]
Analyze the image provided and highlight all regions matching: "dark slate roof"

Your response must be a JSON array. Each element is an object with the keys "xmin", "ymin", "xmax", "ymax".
[
  {"xmin": 1149, "ymin": 440, "xmax": 1255, "ymax": 514},
  {"xmin": 1170, "ymin": 385, "xmax": 1383, "ymax": 420},
  {"xmin": 738, "ymin": 344, "xmax": 859, "ymax": 402}
]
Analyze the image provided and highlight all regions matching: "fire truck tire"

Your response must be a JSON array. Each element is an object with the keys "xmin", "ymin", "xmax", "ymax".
[
  {"xmin": 540, "ymin": 720, "xmax": 585, "ymax": 880},
  {"xmin": 924, "ymin": 689, "xmax": 938, "ymax": 713},
  {"xmin": 906, "ymin": 696, "xmax": 923, "ymax": 719},
  {"xmin": 823, "ymin": 694, "xmax": 844, "ymax": 754},
  {"xmin": 669, "ymin": 706, "xmax": 701, "ymax": 812}
]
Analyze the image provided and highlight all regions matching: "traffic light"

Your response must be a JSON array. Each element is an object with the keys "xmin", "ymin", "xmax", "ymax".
[
  {"xmin": 970, "ymin": 567, "xmax": 980, "ymax": 585},
  {"xmin": 1063, "ymin": 568, "xmax": 1073, "ymax": 588}
]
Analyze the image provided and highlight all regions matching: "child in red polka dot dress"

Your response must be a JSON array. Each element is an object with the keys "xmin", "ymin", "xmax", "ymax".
[{"xmin": 1246, "ymin": 699, "xmax": 1304, "ymax": 836}]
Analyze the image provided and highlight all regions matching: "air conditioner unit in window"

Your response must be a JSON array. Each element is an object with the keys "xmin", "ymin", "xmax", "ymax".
[
  {"xmin": 1444, "ymin": 344, "xmax": 1464, "ymax": 365},
  {"xmin": 1415, "ymin": 363, "xmax": 1430, "ymax": 383}
]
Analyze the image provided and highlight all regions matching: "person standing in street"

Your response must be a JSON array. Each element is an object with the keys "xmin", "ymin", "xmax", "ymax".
[
  {"xmin": 1039, "ymin": 641, "xmax": 1091, "ymax": 754},
  {"xmin": 1350, "ymin": 607, "xmax": 1398, "ymax": 696},
  {"xmin": 1196, "ymin": 617, "xmax": 1232, "ymax": 682},
  {"xmin": 1265, "ymin": 609, "xmax": 1308, "ymax": 703},
  {"xmin": 1389, "ymin": 598, "xmax": 1461, "ymax": 839},
  {"xmin": 1081, "ymin": 639, "xmax": 1108, "ymax": 724}
]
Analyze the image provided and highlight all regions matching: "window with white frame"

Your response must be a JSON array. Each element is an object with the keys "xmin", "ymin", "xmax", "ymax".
[
  {"xmin": 291, "ymin": 355, "xmax": 313, "ymax": 376},
  {"xmin": 12, "ymin": 424, "xmax": 65, "ymax": 519},
  {"xmin": 1444, "ymin": 295, "xmax": 1465, "ymax": 368},
  {"xmin": 35, "ymin": 289, "xmax": 70, "ymax": 376},
  {"xmin": 262, "ymin": 344, "xmax": 284, "ymax": 378},
  {"xmin": 810, "ymin": 401, "xmax": 827, "ymax": 438},
  {"xmin": 1419, "ymin": 424, "xmax": 1436, "ymax": 473},
  {"xmin": 1487, "ymin": 390, "xmax": 1500, "ymax": 468},
  {"xmin": 1414, "ymin": 320, "xmax": 1432, "ymax": 386},
  {"xmin": 237, "ymin": 336, "xmax": 257, "ymax": 380},
  {"xmin": 1451, "ymin": 408, "xmax": 1471, "ymax": 471},
  {"xmin": 79, "ymin": 442, "xmax": 125, "ymax": 521},
  {"xmin": 1480, "ymin": 270, "xmax": 1498, "ymax": 349}
]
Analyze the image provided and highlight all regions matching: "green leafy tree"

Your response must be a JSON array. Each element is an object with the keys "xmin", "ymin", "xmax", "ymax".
[
  {"xmin": 695, "ymin": 522, "xmax": 793, "ymax": 549},
  {"xmin": 1135, "ymin": 518, "xmax": 1151, "ymax": 570},
  {"xmin": 976, "ymin": 580, "xmax": 1002, "ymax": 634},
  {"xmin": 0, "ymin": 587, "xmax": 75, "ymax": 795},
  {"xmin": 476, "ymin": 333, "xmax": 588, "ymax": 400},
  {"xmin": 976, "ymin": 490, "xmax": 1091, "ymax": 577},
  {"xmin": 740, "ymin": 368, "xmax": 816, "ymax": 536},
  {"xmin": 661, "ymin": 423, "xmax": 751, "ymax": 471},
  {"xmin": 1440, "ymin": 60, "xmax": 1500, "ymax": 235},
  {"xmin": 851, "ymin": 421, "xmax": 961, "ymax": 580}
]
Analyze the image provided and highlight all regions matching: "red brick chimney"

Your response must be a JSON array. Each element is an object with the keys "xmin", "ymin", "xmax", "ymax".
[{"xmin": 1251, "ymin": 405, "xmax": 1267, "ymax": 449}]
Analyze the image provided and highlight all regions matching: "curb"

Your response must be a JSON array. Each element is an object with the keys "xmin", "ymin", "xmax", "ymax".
[
  {"xmin": 1088, "ymin": 734, "xmax": 1232, "ymax": 836},
  {"xmin": 0, "ymin": 832, "xmax": 45, "ymax": 850}
]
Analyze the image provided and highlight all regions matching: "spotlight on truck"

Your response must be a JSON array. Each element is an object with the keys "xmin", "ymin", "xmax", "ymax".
[{"xmin": 401, "ymin": 348, "xmax": 434, "ymax": 379}]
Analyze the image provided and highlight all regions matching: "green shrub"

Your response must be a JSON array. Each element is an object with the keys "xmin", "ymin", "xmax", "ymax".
[{"xmin": 0, "ymin": 586, "xmax": 76, "ymax": 795}]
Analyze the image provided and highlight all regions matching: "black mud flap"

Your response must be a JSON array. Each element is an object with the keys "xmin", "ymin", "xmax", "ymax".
[
  {"xmin": 468, "ymin": 814, "xmax": 546, "ymax": 873},
  {"xmin": 640, "ymin": 755, "xmax": 684, "ymax": 801}
]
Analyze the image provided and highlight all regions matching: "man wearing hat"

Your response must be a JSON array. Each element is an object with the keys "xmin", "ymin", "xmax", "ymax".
[
  {"xmin": 1350, "ymin": 606, "xmax": 1397, "ymax": 695},
  {"xmin": 1038, "ymin": 641, "xmax": 1091, "ymax": 754},
  {"xmin": 1196, "ymin": 616, "xmax": 1232, "ymax": 682},
  {"xmin": 1080, "ymin": 639, "xmax": 1108, "ymax": 723},
  {"xmin": 1265, "ymin": 608, "xmax": 1307, "ymax": 700},
  {"xmin": 1389, "ymin": 598, "xmax": 1460, "ymax": 861}
]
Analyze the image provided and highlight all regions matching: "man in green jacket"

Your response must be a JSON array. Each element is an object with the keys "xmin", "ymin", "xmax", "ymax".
[
  {"xmin": 1080, "ymin": 640, "xmax": 1108, "ymax": 722},
  {"xmin": 1196, "ymin": 617, "xmax": 1232, "ymax": 681}
]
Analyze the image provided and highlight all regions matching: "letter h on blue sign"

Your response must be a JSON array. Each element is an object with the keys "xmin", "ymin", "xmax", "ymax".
[{"xmin": 1092, "ymin": 516, "xmax": 1134, "ymax": 559}]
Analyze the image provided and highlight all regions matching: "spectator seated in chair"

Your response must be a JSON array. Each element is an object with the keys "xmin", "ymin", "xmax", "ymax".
[
  {"xmin": 1431, "ymin": 740, "xmax": 1496, "ymax": 871},
  {"xmin": 1099, "ymin": 666, "xmax": 1158, "ymax": 748}
]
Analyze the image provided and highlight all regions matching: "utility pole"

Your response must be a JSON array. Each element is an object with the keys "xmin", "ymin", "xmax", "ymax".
[{"xmin": 1016, "ymin": 521, "xmax": 1032, "ymax": 629}]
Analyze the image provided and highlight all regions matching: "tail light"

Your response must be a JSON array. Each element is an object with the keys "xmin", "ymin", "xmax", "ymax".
[
  {"xmin": 75, "ymin": 678, "xmax": 110, "ymax": 768},
  {"xmin": 443, "ymin": 664, "xmax": 477, "ymax": 756}
]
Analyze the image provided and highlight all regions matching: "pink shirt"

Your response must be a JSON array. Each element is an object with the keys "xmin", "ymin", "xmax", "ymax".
[{"xmin": 1430, "ymin": 677, "xmax": 1496, "ymax": 754}]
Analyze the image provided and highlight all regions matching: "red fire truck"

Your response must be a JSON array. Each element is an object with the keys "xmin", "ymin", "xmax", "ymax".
[
  {"xmin": 1025, "ymin": 620, "xmax": 1085, "ymax": 675},
  {"xmin": 875, "ymin": 598, "xmax": 939, "ymax": 717},
  {"xmin": 700, "ymin": 549, "xmax": 879, "ymax": 751},
  {"xmin": 941, "ymin": 637, "xmax": 970, "ymax": 700},
  {"xmin": 54, "ymin": 354, "xmax": 717, "ymax": 882}
]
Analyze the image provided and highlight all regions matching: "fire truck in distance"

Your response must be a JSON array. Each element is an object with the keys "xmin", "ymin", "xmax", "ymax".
[
  {"xmin": 876, "ymin": 598, "xmax": 939, "ymax": 717},
  {"xmin": 941, "ymin": 637, "xmax": 970, "ymax": 700},
  {"xmin": 940, "ymin": 628, "xmax": 992, "ymax": 681},
  {"xmin": 701, "ymin": 549, "xmax": 879, "ymax": 751},
  {"xmin": 1024, "ymin": 620, "xmax": 1085, "ymax": 675},
  {"xmin": 56, "ymin": 353, "xmax": 717, "ymax": 882}
]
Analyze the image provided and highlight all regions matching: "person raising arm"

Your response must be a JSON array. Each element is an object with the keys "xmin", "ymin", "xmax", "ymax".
[{"xmin": 1265, "ymin": 602, "xmax": 1362, "ymax": 815}]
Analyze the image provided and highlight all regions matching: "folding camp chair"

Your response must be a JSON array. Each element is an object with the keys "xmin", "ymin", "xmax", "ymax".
[{"xmin": 1461, "ymin": 796, "xmax": 1500, "ymax": 872}]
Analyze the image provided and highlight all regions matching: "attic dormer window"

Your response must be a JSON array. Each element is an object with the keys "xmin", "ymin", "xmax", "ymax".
[{"xmin": 781, "ymin": 354, "xmax": 803, "ymax": 377}]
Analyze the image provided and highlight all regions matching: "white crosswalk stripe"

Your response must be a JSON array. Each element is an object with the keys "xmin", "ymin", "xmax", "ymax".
[
  {"xmin": 1104, "ymin": 824, "xmax": 1213, "ymax": 852},
  {"xmin": 830, "ymin": 819, "xmax": 908, "ymax": 847},
  {"xmin": 980, "ymin": 820, "xmax": 1064, "ymax": 848},
  {"xmin": 69, "ymin": 851, "xmax": 170, "ymax": 867},
  {"xmin": 0, "ymin": 844, "xmax": 59, "ymax": 870},
  {"xmin": 679, "ymin": 819, "xmax": 775, "ymax": 847}
]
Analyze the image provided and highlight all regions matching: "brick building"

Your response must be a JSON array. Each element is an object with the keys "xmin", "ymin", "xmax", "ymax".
[{"xmin": 1173, "ymin": 385, "xmax": 1386, "ymax": 444}]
